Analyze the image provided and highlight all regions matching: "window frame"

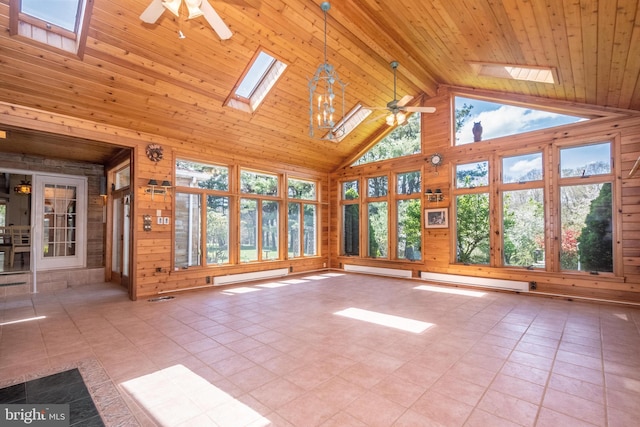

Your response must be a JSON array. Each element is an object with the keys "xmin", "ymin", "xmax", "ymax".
[
  {"xmin": 287, "ymin": 177, "xmax": 319, "ymax": 259},
  {"xmin": 175, "ymin": 159, "xmax": 235, "ymax": 268},
  {"xmin": 553, "ymin": 139, "xmax": 618, "ymax": 275}
]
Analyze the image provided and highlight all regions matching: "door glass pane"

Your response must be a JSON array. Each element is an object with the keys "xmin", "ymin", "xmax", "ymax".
[
  {"xmin": 262, "ymin": 201, "xmax": 279, "ymax": 260},
  {"xmin": 288, "ymin": 203, "xmax": 300, "ymax": 258},
  {"xmin": 503, "ymin": 189, "xmax": 545, "ymax": 267},
  {"xmin": 456, "ymin": 193, "xmax": 490, "ymax": 264},
  {"xmin": 304, "ymin": 204, "xmax": 317, "ymax": 256},
  {"xmin": 43, "ymin": 184, "xmax": 77, "ymax": 258},
  {"xmin": 560, "ymin": 183, "xmax": 612, "ymax": 272},
  {"xmin": 112, "ymin": 198, "xmax": 121, "ymax": 273},
  {"xmin": 368, "ymin": 202, "xmax": 388, "ymax": 258},
  {"xmin": 240, "ymin": 199, "xmax": 258, "ymax": 262},
  {"xmin": 397, "ymin": 199, "xmax": 421, "ymax": 260},
  {"xmin": 206, "ymin": 196, "xmax": 229, "ymax": 264},
  {"xmin": 174, "ymin": 193, "xmax": 201, "ymax": 267}
]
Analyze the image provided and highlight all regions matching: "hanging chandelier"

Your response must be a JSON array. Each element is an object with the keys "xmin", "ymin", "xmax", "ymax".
[
  {"xmin": 308, "ymin": 2, "xmax": 347, "ymax": 140},
  {"xmin": 14, "ymin": 176, "xmax": 31, "ymax": 195}
]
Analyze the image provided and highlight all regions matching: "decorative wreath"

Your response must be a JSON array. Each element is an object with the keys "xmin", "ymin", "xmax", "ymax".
[{"xmin": 146, "ymin": 144, "xmax": 164, "ymax": 162}]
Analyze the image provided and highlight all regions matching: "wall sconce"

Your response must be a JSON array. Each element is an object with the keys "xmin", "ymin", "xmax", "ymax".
[
  {"xmin": 425, "ymin": 188, "xmax": 444, "ymax": 203},
  {"xmin": 146, "ymin": 179, "xmax": 172, "ymax": 201}
]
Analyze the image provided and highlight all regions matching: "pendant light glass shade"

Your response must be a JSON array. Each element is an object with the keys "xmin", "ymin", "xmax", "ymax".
[{"xmin": 308, "ymin": 2, "xmax": 347, "ymax": 140}]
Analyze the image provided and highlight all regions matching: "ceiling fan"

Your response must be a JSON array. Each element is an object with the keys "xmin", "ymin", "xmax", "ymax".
[
  {"xmin": 140, "ymin": 0, "xmax": 232, "ymax": 40},
  {"xmin": 367, "ymin": 61, "xmax": 436, "ymax": 126}
]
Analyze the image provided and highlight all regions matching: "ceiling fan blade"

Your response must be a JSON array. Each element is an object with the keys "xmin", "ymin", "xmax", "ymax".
[
  {"xmin": 404, "ymin": 106, "xmax": 437, "ymax": 113},
  {"xmin": 140, "ymin": 0, "xmax": 165, "ymax": 24},
  {"xmin": 397, "ymin": 94, "xmax": 414, "ymax": 107},
  {"xmin": 200, "ymin": 0, "xmax": 233, "ymax": 40}
]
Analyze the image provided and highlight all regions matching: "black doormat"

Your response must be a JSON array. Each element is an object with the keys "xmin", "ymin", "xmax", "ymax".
[{"xmin": 0, "ymin": 368, "xmax": 104, "ymax": 426}]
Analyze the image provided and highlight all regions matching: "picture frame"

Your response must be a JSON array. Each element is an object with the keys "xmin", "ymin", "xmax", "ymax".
[{"xmin": 425, "ymin": 208, "xmax": 448, "ymax": 228}]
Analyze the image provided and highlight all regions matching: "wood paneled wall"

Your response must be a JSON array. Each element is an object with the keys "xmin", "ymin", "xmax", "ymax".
[{"xmin": 330, "ymin": 87, "xmax": 640, "ymax": 304}]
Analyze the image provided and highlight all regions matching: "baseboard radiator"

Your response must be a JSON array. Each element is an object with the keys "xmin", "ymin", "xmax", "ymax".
[
  {"xmin": 344, "ymin": 264, "xmax": 413, "ymax": 279},
  {"xmin": 213, "ymin": 268, "xmax": 289, "ymax": 286},
  {"xmin": 420, "ymin": 272, "xmax": 529, "ymax": 292}
]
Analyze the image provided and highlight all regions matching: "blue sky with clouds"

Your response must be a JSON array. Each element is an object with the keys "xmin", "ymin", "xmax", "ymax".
[{"xmin": 455, "ymin": 96, "xmax": 586, "ymax": 145}]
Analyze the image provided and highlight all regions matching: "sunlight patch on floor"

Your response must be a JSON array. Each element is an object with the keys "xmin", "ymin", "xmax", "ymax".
[
  {"xmin": 121, "ymin": 364, "xmax": 270, "ymax": 426},
  {"xmin": 0, "ymin": 315, "xmax": 46, "ymax": 326},
  {"xmin": 221, "ymin": 287, "xmax": 262, "ymax": 295},
  {"xmin": 415, "ymin": 284, "xmax": 486, "ymax": 297},
  {"xmin": 334, "ymin": 307, "xmax": 433, "ymax": 333}
]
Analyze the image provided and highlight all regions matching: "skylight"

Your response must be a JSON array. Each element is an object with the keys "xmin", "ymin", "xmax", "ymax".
[
  {"xmin": 469, "ymin": 62, "xmax": 558, "ymax": 84},
  {"xmin": 21, "ymin": 0, "xmax": 81, "ymax": 32},
  {"xmin": 227, "ymin": 50, "xmax": 287, "ymax": 113},
  {"xmin": 324, "ymin": 104, "xmax": 372, "ymax": 142},
  {"xmin": 10, "ymin": 0, "xmax": 92, "ymax": 57},
  {"xmin": 235, "ymin": 52, "xmax": 276, "ymax": 98}
]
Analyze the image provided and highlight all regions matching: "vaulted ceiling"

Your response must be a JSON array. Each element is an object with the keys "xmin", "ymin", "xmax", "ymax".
[{"xmin": 1, "ymin": 0, "xmax": 639, "ymax": 172}]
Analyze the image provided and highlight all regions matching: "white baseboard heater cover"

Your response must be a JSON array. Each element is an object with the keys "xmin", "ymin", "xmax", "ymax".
[
  {"xmin": 420, "ymin": 272, "xmax": 529, "ymax": 292},
  {"xmin": 213, "ymin": 268, "xmax": 289, "ymax": 286},
  {"xmin": 344, "ymin": 264, "xmax": 413, "ymax": 279}
]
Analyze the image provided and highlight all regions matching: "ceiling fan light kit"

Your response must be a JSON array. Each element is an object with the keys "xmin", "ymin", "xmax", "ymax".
[
  {"xmin": 367, "ymin": 61, "xmax": 437, "ymax": 127},
  {"xmin": 140, "ymin": 0, "xmax": 232, "ymax": 40}
]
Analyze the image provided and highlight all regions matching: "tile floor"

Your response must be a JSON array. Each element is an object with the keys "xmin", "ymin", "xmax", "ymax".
[{"xmin": 1, "ymin": 272, "xmax": 639, "ymax": 426}]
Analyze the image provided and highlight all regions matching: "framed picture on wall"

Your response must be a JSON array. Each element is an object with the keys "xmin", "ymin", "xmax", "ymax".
[{"xmin": 425, "ymin": 208, "xmax": 448, "ymax": 228}]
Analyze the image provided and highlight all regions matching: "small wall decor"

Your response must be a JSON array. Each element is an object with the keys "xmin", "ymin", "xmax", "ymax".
[
  {"xmin": 425, "ymin": 208, "xmax": 448, "ymax": 228},
  {"xmin": 146, "ymin": 143, "xmax": 164, "ymax": 162}
]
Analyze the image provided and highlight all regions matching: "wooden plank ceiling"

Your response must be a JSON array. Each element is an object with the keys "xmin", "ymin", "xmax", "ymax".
[{"xmin": 0, "ymin": 0, "xmax": 639, "ymax": 172}]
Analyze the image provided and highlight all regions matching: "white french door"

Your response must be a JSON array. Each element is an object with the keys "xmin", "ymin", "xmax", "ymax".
[{"xmin": 33, "ymin": 175, "xmax": 87, "ymax": 270}]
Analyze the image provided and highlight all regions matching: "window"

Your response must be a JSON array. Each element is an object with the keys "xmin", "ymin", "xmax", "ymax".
[
  {"xmin": 559, "ymin": 142, "xmax": 613, "ymax": 273},
  {"xmin": 396, "ymin": 171, "xmax": 422, "ymax": 261},
  {"xmin": 454, "ymin": 96, "xmax": 587, "ymax": 145},
  {"xmin": 366, "ymin": 176, "xmax": 389, "ymax": 258},
  {"xmin": 241, "ymin": 170, "xmax": 278, "ymax": 196},
  {"xmin": 226, "ymin": 50, "xmax": 287, "ymax": 113},
  {"xmin": 288, "ymin": 178, "xmax": 318, "ymax": 258},
  {"xmin": 468, "ymin": 62, "xmax": 558, "ymax": 84},
  {"xmin": 341, "ymin": 180, "xmax": 359, "ymax": 256},
  {"xmin": 324, "ymin": 104, "xmax": 372, "ymax": 142},
  {"xmin": 175, "ymin": 193, "xmax": 202, "ymax": 267},
  {"xmin": 10, "ymin": 0, "xmax": 93, "ymax": 57},
  {"xmin": 352, "ymin": 113, "xmax": 421, "ymax": 165},
  {"xmin": 175, "ymin": 160, "xmax": 230, "ymax": 268},
  {"xmin": 501, "ymin": 153, "xmax": 545, "ymax": 268},
  {"xmin": 455, "ymin": 162, "xmax": 490, "ymax": 264},
  {"xmin": 206, "ymin": 196, "xmax": 229, "ymax": 264},
  {"xmin": 114, "ymin": 164, "xmax": 130, "ymax": 190},
  {"xmin": 240, "ymin": 169, "xmax": 280, "ymax": 262}
]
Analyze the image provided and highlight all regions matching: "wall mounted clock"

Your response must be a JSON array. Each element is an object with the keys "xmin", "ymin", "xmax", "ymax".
[
  {"xmin": 146, "ymin": 143, "xmax": 164, "ymax": 162},
  {"xmin": 430, "ymin": 153, "xmax": 443, "ymax": 167}
]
